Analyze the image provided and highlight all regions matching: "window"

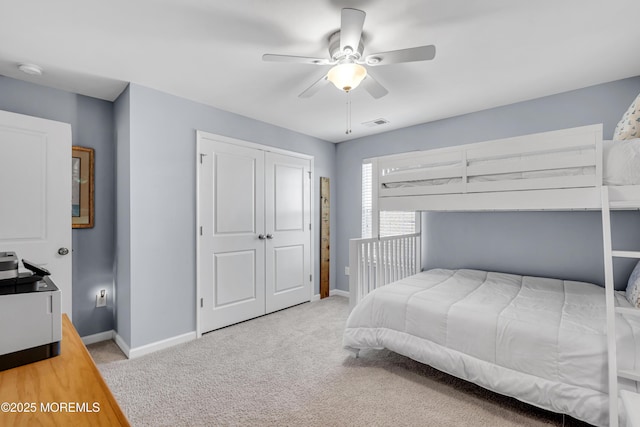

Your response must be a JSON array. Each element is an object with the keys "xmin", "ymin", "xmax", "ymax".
[
  {"xmin": 362, "ymin": 161, "xmax": 416, "ymax": 238},
  {"xmin": 362, "ymin": 162, "xmax": 374, "ymax": 238}
]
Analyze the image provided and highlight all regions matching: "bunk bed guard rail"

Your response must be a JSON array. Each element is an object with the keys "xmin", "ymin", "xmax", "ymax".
[
  {"xmin": 376, "ymin": 124, "xmax": 603, "ymax": 207},
  {"xmin": 349, "ymin": 232, "xmax": 421, "ymax": 309}
]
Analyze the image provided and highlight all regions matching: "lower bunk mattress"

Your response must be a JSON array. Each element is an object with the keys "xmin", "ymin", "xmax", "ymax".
[{"xmin": 343, "ymin": 269, "xmax": 640, "ymax": 426}]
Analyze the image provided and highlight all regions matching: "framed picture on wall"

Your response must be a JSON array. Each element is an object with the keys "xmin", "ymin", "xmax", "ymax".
[{"xmin": 72, "ymin": 146, "xmax": 94, "ymax": 228}]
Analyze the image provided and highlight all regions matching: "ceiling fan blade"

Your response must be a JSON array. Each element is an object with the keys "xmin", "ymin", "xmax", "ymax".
[
  {"xmin": 340, "ymin": 8, "xmax": 366, "ymax": 53},
  {"xmin": 361, "ymin": 74, "xmax": 389, "ymax": 99},
  {"xmin": 262, "ymin": 54, "xmax": 332, "ymax": 65},
  {"xmin": 365, "ymin": 45, "xmax": 436, "ymax": 66},
  {"xmin": 299, "ymin": 74, "xmax": 330, "ymax": 98}
]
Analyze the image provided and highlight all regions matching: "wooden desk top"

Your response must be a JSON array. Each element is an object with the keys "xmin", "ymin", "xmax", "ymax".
[{"xmin": 0, "ymin": 314, "xmax": 130, "ymax": 426}]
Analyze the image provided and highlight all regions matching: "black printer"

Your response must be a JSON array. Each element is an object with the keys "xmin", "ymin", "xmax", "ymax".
[{"xmin": 0, "ymin": 251, "xmax": 62, "ymax": 371}]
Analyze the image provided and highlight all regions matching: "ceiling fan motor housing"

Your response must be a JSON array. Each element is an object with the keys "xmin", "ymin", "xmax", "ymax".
[{"xmin": 329, "ymin": 31, "xmax": 364, "ymax": 62}]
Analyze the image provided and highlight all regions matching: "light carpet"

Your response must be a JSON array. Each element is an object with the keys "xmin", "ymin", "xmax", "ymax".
[{"xmin": 90, "ymin": 296, "xmax": 590, "ymax": 426}]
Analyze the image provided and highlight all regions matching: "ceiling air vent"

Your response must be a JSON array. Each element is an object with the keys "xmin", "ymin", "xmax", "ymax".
[{"xmin": 362, "ymin": 118, "xmax": 390, "ymax": 128}]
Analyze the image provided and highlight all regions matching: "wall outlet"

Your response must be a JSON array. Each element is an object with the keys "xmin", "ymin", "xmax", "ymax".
[
  {"xmin": 345, "ymin": 266, "xmax": 350, "ymax": 276},
  {"xmin": 96, "ymin": 289, "xmax": 107, "ymax": 308}
]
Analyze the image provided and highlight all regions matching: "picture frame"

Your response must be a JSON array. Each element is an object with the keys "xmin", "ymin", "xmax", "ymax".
[{"xmin": 72, "ymin": 146, "xmax": 94, "ymax": 228}]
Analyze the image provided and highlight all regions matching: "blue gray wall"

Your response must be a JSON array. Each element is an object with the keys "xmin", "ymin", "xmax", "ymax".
[
  {"xmin": 422, "ymin": 210, "xmax": 640, "ymax": 289},
  {"xmin": 336, "ymin": 76, "xmax": 640, "ymax": 291},
  {"xmin": 4, "ymin": 71, "xmax": 640, "ymax": 343},
  {"xmin": 116, "ymin": 84, "xmax": 336, "ymax": 348},
  {"xmin": 0, "ymin": 76, "xmax": 116, "ymax": 336},
  {"xmin": 114, "ymin": 85, "xmax": 131, "ymax": 345}
]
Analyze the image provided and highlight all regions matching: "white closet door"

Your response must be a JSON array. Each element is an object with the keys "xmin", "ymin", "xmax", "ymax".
[
  {"xmin": 0, "ymin": 110, "xmax": 72, "ymax": 318},
  {"xmin": 264, "ymin": 152, "xmax": 311, "ymax": 313},
  {"xmin": 199, "ymin": 139, "xmax": 265, "ymax": 333}
]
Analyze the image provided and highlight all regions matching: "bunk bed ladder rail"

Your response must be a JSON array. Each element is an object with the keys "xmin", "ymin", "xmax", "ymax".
[
  {"xmin": 348, "ymin": 232, "xmax": 421, "ymax": 310},
  {"xmin": 601, "ymin": 186, "xmax": 640, "ymax": 427}
]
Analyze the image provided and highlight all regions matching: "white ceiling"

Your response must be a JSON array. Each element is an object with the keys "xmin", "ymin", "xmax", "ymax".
[{"xmin": 1, "ymin": 0, "xmax": 639, "ymax": 143}]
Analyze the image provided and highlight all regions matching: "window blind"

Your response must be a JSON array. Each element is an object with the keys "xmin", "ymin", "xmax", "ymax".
[
  {"xmin": 362, "ymin": 162, "xmax": 415, "ymax": 238},
  {"xmin": 362, "ymin": 163, "xmax": 373, "ymax": 238}
]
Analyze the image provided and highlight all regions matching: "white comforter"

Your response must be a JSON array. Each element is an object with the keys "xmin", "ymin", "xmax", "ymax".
[{"xmin": 343, "ymin": 269, "xmax": 640, "ymax": 426}]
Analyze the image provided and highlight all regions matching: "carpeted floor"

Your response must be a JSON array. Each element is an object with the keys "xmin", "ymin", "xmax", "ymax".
[{"xmin": 88, "ymin": 296, "xmax": 591, "ymax": 426}]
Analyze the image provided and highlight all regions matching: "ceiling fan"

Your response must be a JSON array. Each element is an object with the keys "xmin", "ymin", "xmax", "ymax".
[{"xmin": 262, "ymin": 8, "xmax": 436, "ymax": 99}]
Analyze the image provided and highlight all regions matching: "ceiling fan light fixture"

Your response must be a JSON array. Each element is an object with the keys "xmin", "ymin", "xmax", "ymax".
[{"xmin": 327, "ymin": 63, "xmax": 367, "ymax": 92}]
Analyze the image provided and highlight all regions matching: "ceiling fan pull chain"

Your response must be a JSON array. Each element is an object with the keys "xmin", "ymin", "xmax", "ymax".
[
  {"xmin": 345, "ymin": 92, "xmax": 348, "ymax": 134},
  {"xmin": 349, "ymin": 92, "xmax": 352, "ymax": 134},
  {"xmin": 345, "ymin": 91, "xmax": 352, "ymax": 134}
]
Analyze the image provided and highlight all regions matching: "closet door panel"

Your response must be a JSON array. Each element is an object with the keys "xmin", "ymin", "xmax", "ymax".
[
  {"xmin": 214, "ymin": 250, "xmax": 257, "ymax": 306},
  {"xmin": 214, "ymin": 152, "xmax": 257, "ymax": 234},
  {"xmin": 199, "ymin": 139, "xmax": 265, "ymax": 333},
  {"xmin": 265, "ymin": 152, "xmax": 311, "ymax": 313},
  {"xmin": 274, "ymin": 245, "xmax": 305, "ymax": 293},
  {"xmin": 274, "ymin": 163, "xmax": 304, "ymax": 231}
]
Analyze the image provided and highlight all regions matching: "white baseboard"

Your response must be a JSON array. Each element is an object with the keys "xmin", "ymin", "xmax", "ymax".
[
  {"xmin": 311, "ymin": 289, "xmax": 349, "ymax": 301},
  {"xmin": 113, "ymin": 332, "xmax": 131, "ymax": 358},
  {"xmin": 128, "ymin": 331, "xmax": 197, "ymax": 359},
  {"xmin": 331, "ymin": 289, "xmax": 349, "ymax": 298},
  {"xmin": 81, "ymin": 330, "xmax": 115, "ymax": 346},
  {"xmin": 112, "ymin": 330, "xmax": 197, "ymax": 360}
]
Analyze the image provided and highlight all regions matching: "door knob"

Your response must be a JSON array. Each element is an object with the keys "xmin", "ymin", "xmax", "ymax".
[
  {"xmin": 58, "ymin": 247, "xmax": 69, "ymax": 256},
  {"xmin": 258, "ymin": 234, "xmax": 266, "ymax": 240},
  {"xmin": 266, "ymin": 234, "xmax": 273, "ymax": 239}
]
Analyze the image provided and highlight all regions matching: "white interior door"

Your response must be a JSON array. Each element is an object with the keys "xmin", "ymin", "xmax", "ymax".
[
  {"xmin": 199, "ymin": 138, "xmax": 266, "ymax": 332},
  {"xmin": 265, "ymin": 152, "xmax": 311, "ymax": 313},
  {"xmin": 0, "ymin": 110, "xmax": 72, "ymax": 318}
]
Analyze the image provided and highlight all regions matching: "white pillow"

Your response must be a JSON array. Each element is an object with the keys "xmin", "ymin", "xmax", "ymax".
[
  {"xmin": 613, "ymin": 93, "xmax": 640, "ymax": 140},
  {"xmin": 603, "ymin": 139, "xmax": 640, "ymax": 185},
  {"xmin": 626, "ymin": 261, "xmax": 640, "ymax": 308}
]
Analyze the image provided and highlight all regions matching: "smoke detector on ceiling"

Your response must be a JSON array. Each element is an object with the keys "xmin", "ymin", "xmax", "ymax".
[
  {"xmin": 362, "ymin": 118, "xmax": 389, "ymax": 127},
  {"xmin": 18, "ymin": 63, "xmax": 43, "ymax": 76}
]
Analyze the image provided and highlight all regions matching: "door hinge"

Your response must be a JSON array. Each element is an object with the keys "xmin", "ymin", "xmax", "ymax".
[
  {"xmin": 200, "ymin": 226, "xmax": 203, "ymax": 236},
  {"xmin": 309, "ymin": 223, "xmax": 311, "ymax": 230},
  {"xmin": 200, "ymin": 153, "xmax": 207, "ymax": 164},
  {"xmin": 310, "ymin": 274, "xmax": 312, "ymax": 282},
  {"xmin": 200, "ymin": 298, "xmax": 203, "ymax": 308},
  {"xmin": 308, "ymin": 171, "xmax": 311, "ymax": 179}
]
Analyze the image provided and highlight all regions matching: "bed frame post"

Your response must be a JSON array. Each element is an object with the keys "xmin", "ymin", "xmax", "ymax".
[
  {"xmin": 601, "ymin": 186, "xmax": 619, "ymax": 427},
  {"xmin": 344, "ymin": 347, "xmax": 360, "ymax": 358},
  {"xmin": 349, "ymin": 238, "xmax": 360, "ymax": 311}
]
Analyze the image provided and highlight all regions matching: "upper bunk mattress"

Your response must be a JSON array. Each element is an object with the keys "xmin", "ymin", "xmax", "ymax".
[{"xmin": 343, "ymin": 268, "xmax": 640, "ymax": 426}]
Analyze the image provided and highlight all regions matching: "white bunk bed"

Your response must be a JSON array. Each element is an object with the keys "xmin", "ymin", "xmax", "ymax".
[{"xmin": 344, "ymin": 124, "xmax": 640, "ymax": 427}]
